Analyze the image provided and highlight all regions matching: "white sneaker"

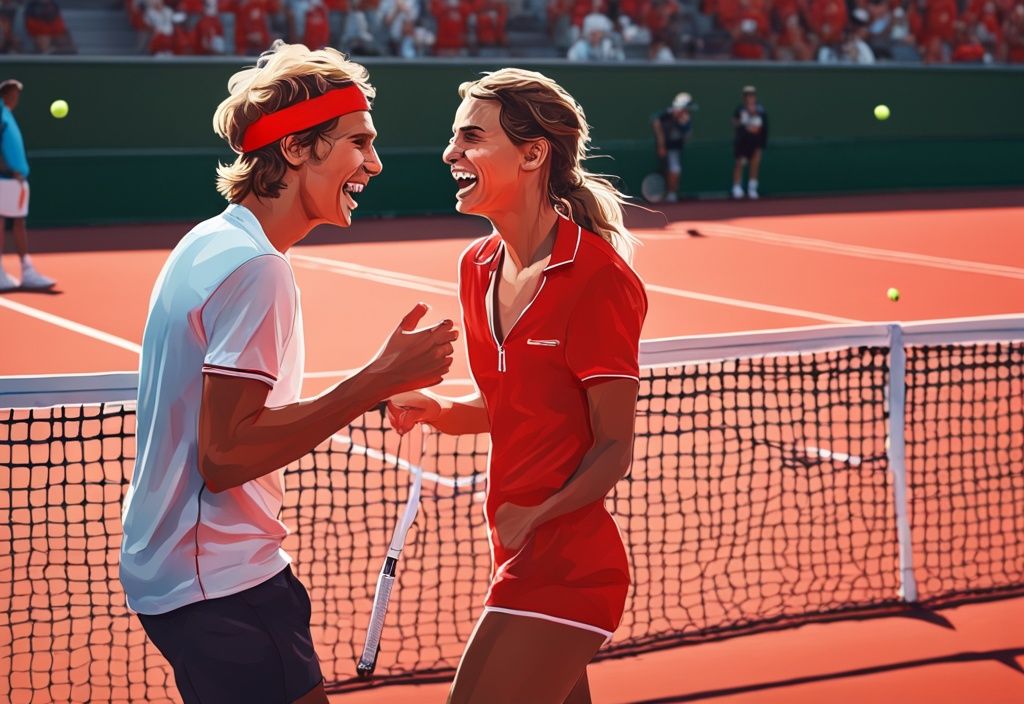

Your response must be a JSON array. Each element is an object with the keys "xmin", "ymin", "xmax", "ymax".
[
  {"xmin": 731, "ymin": 184, "xmax": 744, "ymax": 199},
  {"xmin": 0, "ymin": 268, "xmax": 18, "ymax": 292},
  {"xmin": 20, "ymin": 263, "xmax": 56, "ymax": 290},
  {"xmin": 747, "ymin": 184, "xmax": 759, "ymax": 200}
]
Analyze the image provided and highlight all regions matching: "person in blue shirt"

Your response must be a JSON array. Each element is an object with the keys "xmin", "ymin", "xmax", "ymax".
[{"xmin": 0, "ymin": 79, "xmax": 55, "ymax": 291}]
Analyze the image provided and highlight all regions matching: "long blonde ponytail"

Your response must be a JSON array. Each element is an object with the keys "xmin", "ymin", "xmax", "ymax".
[{"xmin": 458, "ymin": 68, "xmax": 640, "ymax": 264}]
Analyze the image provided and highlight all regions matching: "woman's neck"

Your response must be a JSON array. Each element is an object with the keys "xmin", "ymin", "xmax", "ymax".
[{"xmin": 487, "ymin": 188, "xmax": 560, "ymax": 272}]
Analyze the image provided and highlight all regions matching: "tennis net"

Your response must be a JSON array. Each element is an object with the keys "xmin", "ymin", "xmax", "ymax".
[{"xmin": 2, "ymin": 315, "xmax": 1022, "ymax": 703}]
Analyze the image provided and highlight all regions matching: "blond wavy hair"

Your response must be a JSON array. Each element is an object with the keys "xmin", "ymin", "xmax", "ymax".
[
  {"xmin": 213, "ymin": 41, "xmax": 375, "ymax": 203},
  {"xmin": 458, "ymin": 68, "xmax": 640, "ymax": 264}
]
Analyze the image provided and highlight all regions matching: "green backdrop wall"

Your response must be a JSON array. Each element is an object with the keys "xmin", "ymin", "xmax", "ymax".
[{"xmin": 7, "ymin": 57, "xmax": 1023, "ymax": 227}]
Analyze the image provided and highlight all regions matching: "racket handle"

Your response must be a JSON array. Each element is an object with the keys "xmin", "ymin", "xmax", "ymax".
[{"xmin": 357, "ymin": 562, "xmax": 396, "ymax": 678}]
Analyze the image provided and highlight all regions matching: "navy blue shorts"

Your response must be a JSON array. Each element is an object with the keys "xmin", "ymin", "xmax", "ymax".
[{"xmin": 138, "ymin": 566, "xmax": 323, "ymax": 704}]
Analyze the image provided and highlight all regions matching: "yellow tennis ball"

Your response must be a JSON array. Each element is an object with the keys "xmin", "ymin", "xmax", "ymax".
[
  {"xmin": 50, "ymin": 99, "xmax": 69, "ymax": 119},
  {"xmin": 874, "ymin": 104, "xmax": 890, "ymax": 121},
  {"xmin": 887, "ymin": 287, "xmax": 900, "ymax": 302}
]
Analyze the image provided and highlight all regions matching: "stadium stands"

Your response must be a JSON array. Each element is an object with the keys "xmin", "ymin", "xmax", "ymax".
[{"xmin": 0, "ymin": 0, "xmax": 1018, "ymax": 63}]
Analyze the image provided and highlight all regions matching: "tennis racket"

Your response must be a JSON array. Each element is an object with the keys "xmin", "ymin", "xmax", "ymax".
[
  {"xmin": 641, "ymin": 172, "xmax": 666, "ymax": 203},
  {"xmin": 356, "ymin": 424, "xmax": 425, "ymax": 678}
]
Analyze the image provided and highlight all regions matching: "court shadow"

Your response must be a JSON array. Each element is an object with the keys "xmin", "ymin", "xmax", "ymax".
[{"xmin": 630, "ymin": 647, "xmax": 1024, "ymax": 703}]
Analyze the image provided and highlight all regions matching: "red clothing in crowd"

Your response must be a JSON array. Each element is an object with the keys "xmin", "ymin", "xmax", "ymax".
[
  {"xmin": 473, "ymin": 0, "xmax": 507, "ymax": 45},
  {"xmin": 912, "ymin": 0, "xmax": 959, "ymax": 43},
  {"xmin": 772, "ymin": 0, "xmax": 806, "ymax": 23},
  {"xmin": 177, "ymin": 0, "xmax": 205, "ymax": 14},
  {"xmin": 809, "ymin": 0, "xmax": 847, "ymax": 43},
  {"xmin": 617, "ymin": 0, "xmax": 649, "ymax": 22},
  {"xmin": 195, "ymin": 13, "xmax": 226, "ymax": 53},
  {"xmin": 235, "ymin": 0, "xmax": 271, "ymax": 53},
  {"xmin": 952, "ymin": 35, "xmax": 986, "ymax": 60},
  {"xmin": 303, "ymin": 2, "xmax": 330, "ymax": 48},
  {"xmin": 25, "ymin": 0, "xmax": 68, "ymax": 37},
  {"xmin": 644, "ymin": 0, "xmax": 680, "ymax": 34},
  {"xmin": 432, "ymin": 0, "xmax": 471, "ymax": 50},
  {"xmin": 572, "ymin": 0, "xmax": 608, "ymax": 27}
]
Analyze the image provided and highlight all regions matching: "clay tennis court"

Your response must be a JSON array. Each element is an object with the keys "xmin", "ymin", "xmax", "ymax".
[{"xmin": 2, "ymin": 189, "xmax": 1022, "ymax": 703}]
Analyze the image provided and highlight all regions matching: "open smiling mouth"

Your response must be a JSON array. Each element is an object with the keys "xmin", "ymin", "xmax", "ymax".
[
  {"xmin": 343, "ymin": 181, "xmax": 365, "ymax": 209},
  {"xmin": 452, "ymin": 170, "xmax": 478, "ymax": 197}
]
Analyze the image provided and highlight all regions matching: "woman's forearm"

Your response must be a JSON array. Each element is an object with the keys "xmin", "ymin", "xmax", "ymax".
[
  {"xmin": 428, "ymin": 389, "xmax": 490, "ymax": 435},
  {"xmin": 534, "ymin": 439, "xmax": 632, "ymax": 525}
]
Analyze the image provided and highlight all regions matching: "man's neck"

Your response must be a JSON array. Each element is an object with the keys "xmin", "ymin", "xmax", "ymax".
[{"xmin": 238, "ymin": 183, "xmax": 314, "ymax": 254}]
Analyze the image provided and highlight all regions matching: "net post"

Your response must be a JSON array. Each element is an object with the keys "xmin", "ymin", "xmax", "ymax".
[{"xmin": 887, "ymin": 323, "xmax": 918, "ymax": 603}]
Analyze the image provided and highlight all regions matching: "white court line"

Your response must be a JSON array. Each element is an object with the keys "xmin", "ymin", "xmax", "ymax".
[
  {"xmin": 295, "ymin": 252, "xmax": 857, "ymax": 324},
  {"xmin": 329, "ymin": 431, "xmax": 486, "ymax": 490},
  {"xmin": 647, "ymin": 223, "xmax": 1024, "ymax": 281},
  {"xmin": 644, "ymin": 283, "xmax": 860, "ymax": 324},
  {"xmin": 803, "ymin": 445, "xmax": 862, "ymax": 467},
  {"xmin": 291, "ymin": 254, "xmax": 458, "ymax": 296},
  {"xmin": 0, "ymin": 297, "xmax": 142, "ymax": 354}
]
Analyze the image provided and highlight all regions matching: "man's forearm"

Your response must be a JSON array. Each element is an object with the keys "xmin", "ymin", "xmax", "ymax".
[
  {"xmin": 202, "ymin": 370, "xmax": 386, "ymax": 491},
  {"xmin": 534, "ymin": 439, "xmax": 631, "ymax": 525}
]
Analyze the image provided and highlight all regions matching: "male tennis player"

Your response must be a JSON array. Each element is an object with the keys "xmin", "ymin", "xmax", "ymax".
[
  {"xmin": 0, "ymin": 78, "xmax": 56, "ymax": 291},
  {"xmin": 389, "ymin": 68, "xmax": 647, "ymax": 704},
  {"xmin": 119, "ymin": 42, "xmax": 457, "ymax": 704}
]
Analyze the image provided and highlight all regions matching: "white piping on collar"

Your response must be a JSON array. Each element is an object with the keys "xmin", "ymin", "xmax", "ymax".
[{"xmin": 544, "ymin": 221, "xmax": 581, "ymax": 272}]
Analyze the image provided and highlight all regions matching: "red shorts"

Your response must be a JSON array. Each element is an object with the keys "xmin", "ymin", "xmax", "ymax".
[{"xmin": 485, "ymin": 503, "xmax": 630, "ymax": 637}]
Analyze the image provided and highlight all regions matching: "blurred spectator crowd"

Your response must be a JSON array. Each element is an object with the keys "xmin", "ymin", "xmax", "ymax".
[
  {"xmin": 125, "ymin": 0, "xmax": 508, "ymax": 58},
  {"xmin": 0, "ymin": 0, "xmax": 1020, "ymax": 62},
  {"xmin": 0, "ymin": 0, "xmax": 76, "ymax": 53}
]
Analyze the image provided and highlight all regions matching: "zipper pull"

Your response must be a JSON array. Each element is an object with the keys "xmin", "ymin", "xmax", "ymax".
[{"xmin": 498, "ymin": 347, "xmax": 506, "ymax": 372}]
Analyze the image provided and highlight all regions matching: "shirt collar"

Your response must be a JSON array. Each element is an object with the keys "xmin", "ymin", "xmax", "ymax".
[
  {"xmin": 223, "ymin": 203, "xmax": 276, "ymax": 253},
  {"xmin": 472, "ymin": 213, "xmax": 582, "ymax": 271}
]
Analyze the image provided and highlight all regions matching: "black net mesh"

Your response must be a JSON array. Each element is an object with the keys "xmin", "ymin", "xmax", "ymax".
[{"xmin": 2, "ymin": 342, "xmax": 1022, "ymax": 703}]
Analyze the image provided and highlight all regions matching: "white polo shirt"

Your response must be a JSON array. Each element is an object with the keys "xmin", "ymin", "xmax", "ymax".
[{"xmin": 120, "ymin": 203, "xmax": 305, "ymax": 615}]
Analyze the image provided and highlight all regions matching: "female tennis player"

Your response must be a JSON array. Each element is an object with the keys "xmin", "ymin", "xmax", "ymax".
[{"xmin": 388, "ymin": 68, "xmax": 648, "ymax": 704}]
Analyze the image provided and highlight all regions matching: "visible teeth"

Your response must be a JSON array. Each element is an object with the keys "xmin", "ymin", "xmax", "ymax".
[
  {"xmin": 344, "ymin": 183, "xmax": 364, "ymax": 193},
  {"xmin": 452, "ymin": 171, "xmax": 477, "ymax": 181}
]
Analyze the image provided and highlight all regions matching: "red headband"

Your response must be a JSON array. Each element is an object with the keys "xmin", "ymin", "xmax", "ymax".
[{"xmin": 240, "ymin": 85, "xmax": 370, "ymax": 153}]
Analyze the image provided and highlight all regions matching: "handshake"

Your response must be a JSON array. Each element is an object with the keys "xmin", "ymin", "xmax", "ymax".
[{"xmin": 364, "ymin": 301, "xmax": 454, "ymax": 434}]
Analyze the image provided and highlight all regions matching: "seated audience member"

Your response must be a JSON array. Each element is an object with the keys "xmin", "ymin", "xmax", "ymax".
[
  {"xmin": 0, "ymin": 1, "xmax": 19, "ymax": 54},
  {"xmin": 888, "ymin": 5, "xmax": 921, "ymax": 59},
  {"xmin": 842, "ymin": 7, "xmax": 876, "ymax": 62},
  {"xmin": 396, "ymin": 17, "xmax": 435, "ymax": 56},
  {"xmin": 302, "ymin": 0, "xmax": 331, "ymax": 46},
  {"xmin": 194, "ymin": 0, "xmax": 227, "ymax": 52},
  {"xmin": 567, "ymin": 11, "xmax": 624, "ymax": 59},
  {"xmin": 431, "ymin": 0, "xmax": 471, "ymax": 54},
  {"xmin": 808, "ymin": 0, "xmax": 847, "ymax": 50},
  {"xmin": 951, "ymin": 18, "xmax": 986, "ymax": 60},
  {"xmin": 25, "ymin": 0, "xmax": 76, "ymax": 53},
  {"xmin": 381, "ymin": 0, "xmax": 418, "ymax": 52},
  {"xmin": 1002, "ymin": 3, "xmax": 1024, "ymax": 61},
  {"xmin": 145, "ymin": 0, "xmax": 177, "ymax": 54},
  {"xmin": 473, "ymin": 0, "xmax": 508, "ymax": 47},
  {"xmin": 648, "ymin": 33, "xmax": 675, "ymax": 59},
  {"xmin": 234, "ymin": 0, "xmax": 273, "ymax": 54},
  {"xmin": 909, "ymin": 0, "xmax": 958, "ymax": 62},
  {"xmin": 775, "ymin": 12, "xmax": 815, "ymax": 59},
  {"xmin": 341, "ymin": 0, "xmax": 385, "ymax": 54}
]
